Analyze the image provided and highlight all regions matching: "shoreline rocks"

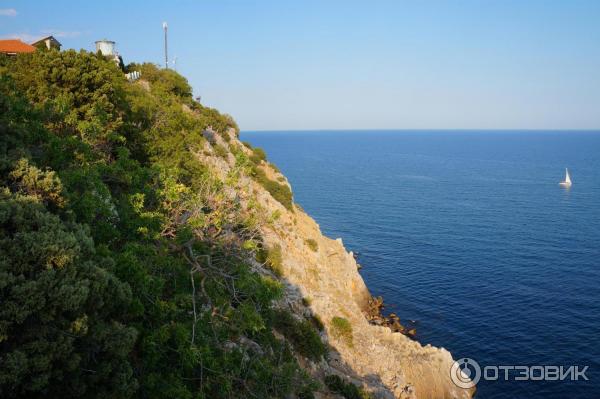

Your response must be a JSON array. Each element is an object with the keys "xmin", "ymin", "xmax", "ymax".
[{"xmin": 364, "ymin": 296, "xmax": 417, "ymax": 338}]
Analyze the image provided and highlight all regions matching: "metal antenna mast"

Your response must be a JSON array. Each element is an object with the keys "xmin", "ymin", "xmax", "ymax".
[{"xmin": 163, "ymin": 22, "xmax": 168, "ymax": 69}]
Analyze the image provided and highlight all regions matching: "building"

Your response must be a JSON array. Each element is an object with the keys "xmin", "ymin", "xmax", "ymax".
[
  {"xmin": 0, "ymin": 39, "xmax": 36, "ymax": 56},
  {"xmin": 94, "ymin": 39, "xmax": 124, "ymax": 68},
  {"xmin": 31, "ymin": 35, "xmax": 62, "ymax": 51},
  {"xmin": 95, "ymin": 39, "xmax": 116, "ymax": 56}
]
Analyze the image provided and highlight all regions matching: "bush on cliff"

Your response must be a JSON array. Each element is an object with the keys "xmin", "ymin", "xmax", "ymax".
[
  {"xmin": 271, "ymin": 310, "xmax": 327, "ymax": 361},
  {"xmin": 331, "ymin": 317, "xmax": 354, "ymax": 347},
  {"xmin": 256, "ymin": 243, "xmax": 284, "ymax": 276},
  {"xmin": 213, "ymin": 143, "xmax": 229, "ymax": 159},
  {"xmin": 324, "ymin": 375, "xmax": 372, "ymax": 399},
  {"xmin": 249, "ymin": 147, "xmax": 267, "ymax": 164},
  {"xmin": 305, "ymin": 238, "xmax": 319, "ymax": 252},
  {"xmin": 0, "ymin": 50, "xmax": 316, "ymax": 398},
  {"xmin": 252, "ymin": 167, "xmax": 293, "ymax": 210}
]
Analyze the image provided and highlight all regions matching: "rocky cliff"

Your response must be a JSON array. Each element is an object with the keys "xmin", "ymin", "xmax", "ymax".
[
  {"xmin": 198, "ymin": 129, "xmax": 475, "ymax": 399},
  {"xmin": 0, "ymin": 51, "xmax": 475, "ymax": 399}
]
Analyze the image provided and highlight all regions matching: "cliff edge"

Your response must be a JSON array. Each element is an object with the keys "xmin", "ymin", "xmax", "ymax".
[
  {"xmin": 198, "ymin": 129, "xmax": 475, "ymax": 399},
  {"xmin": 0, "ymin": 49, "xmax": 473, "ymax": 397}
]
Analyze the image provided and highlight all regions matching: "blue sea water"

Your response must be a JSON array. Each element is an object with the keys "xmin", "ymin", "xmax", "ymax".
[{"xmin": 242, "ymin": 130, "xmax": 600, "ymax": 399}]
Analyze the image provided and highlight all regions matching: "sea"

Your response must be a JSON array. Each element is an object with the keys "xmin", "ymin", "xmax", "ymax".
[{"xmin": 242, "ymin": 130, "xmax": 600, "ymax": 399}]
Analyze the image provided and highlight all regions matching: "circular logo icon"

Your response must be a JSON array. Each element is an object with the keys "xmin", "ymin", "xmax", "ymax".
[{"xmin": 450, "ymin": 357, "xmax": 481, "ymax": 389}]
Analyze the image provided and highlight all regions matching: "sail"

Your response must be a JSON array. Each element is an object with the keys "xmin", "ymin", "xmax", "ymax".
[{"xmin": 565, "ymin": 168, "xmax": 571, "ymax": 184}]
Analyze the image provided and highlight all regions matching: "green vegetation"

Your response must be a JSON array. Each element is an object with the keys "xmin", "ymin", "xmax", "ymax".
[
  {"xmin": 331, "ymin": 317, "xmax": 354, "ymax": 347},
  {"xmin": 252, "ymin": 167, "xmax": 294, "ymax": 210},
  {"xmin": 228, "ymin": 140, "xmax": 292, "ymax": 210},
  {"xmin": 0, "ymin": 50, "xmax": 315, "ymax": 398},
  {"xmin": 256, "ymin": 244, "xmax": 283, "ymax": 276},
  {"xmin": 271, "ymin": 310, "xmax": 327, "ymax": 361},
  {"xmin": 270, "ymin": 163, "xmax": 282, "ymax": 174},
  {"xmin": 305, "ymin": 238, "xmax": 319, "ymax": 252},
  {"xmin": 324, "ymin": 375, "xmax": 372, "ymax": 399},
  {"xmin": 249, "ymin": 147, "xmax": 267, "ymax": 164},
  {"xmin": 213, "ymin": 144, "xmax": 228, "ymax": 159},
  {"xmin": 0, "ymin": 190, "xmax": 137, "ymax": 398},
  {"xmin": 311, "ymin": 315, "xmax": 325, "ymax": 331}
]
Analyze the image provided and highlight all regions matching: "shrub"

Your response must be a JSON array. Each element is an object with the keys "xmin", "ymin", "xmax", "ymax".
[
  {"xmin": 331, "ymin": 317, "xmax": 353, "ymax": 347},
  {"xmin": 249, "ymin": 147, "xmax": 267, "ymax": 164},
  {"xmin": 264, "ymin": 179, "xmax": 293, "ymax": 210},
  {"xmin": 213, "ymin": 144, "xmax": 228, "ymax": 159},
  {"xmin": 311, "ymin": 315, "xmax": 325, "ymax": 331},
  {"xmin": 221, "ymin": 130, "xmax": 231, "ymax": 142},
  {"xmin": 252, "ymin": 167, "xmax": 293, "ymax": 210},
  {"xmin": 0, "ymin": 191, "xmax": 137, "ymax": 398},
  {"xmin": 305, "ymin": 238, "xmax": 318, "ymax": 252},
  {"xmin": 266, "ymin": 244, "xmax": 283, "ymax": 276},
  {"xmin": 269, "ymin": 209, "xmax": 282, "ymax": 224},
  {"xmin": 298, "ymin": 387, "xmax": 317, "ymax": 399},
  {"xmin": 324, "ymin": 375, "xmax": 372, "ymax": 399},
  {"xmin": 270, "ymin": 163, "xmax": 282, "ymax": 173},
  {"xmin": 271, "ymin": 310, "xmax": 327, "ymax": 361},
  {"xmin": 257, "ymin": 244, "xmax": 283, "ymax": 276},
  {"xmin": 131, "ymin": 62, "xmax": 193, "ymax": 99}
]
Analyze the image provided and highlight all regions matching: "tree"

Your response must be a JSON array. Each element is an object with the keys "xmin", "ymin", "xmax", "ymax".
[{"xmin": 0, "ymin": 190, "xmax": 137, "ymax": 398}]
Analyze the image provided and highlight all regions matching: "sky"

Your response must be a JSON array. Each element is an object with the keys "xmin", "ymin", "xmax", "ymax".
[{"xmin": 1, "ymin": 0, "xmax": 599, "ymax": 131}]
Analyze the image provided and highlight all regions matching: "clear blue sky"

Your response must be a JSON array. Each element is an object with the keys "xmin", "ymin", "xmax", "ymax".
[{"xmin": 1, "ymin": 0, "xmax": 599, "ymax": 130}]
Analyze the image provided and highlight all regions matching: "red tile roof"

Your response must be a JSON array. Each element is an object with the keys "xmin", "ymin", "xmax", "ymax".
[{"xmin": 0, "ymin": 39, "xmax": 36, "ymax": 54}]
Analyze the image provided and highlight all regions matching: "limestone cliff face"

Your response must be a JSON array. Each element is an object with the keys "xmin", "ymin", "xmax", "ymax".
[{"xmin": 199, "ymin": 129, "xmax": 474, "ymax": 399}]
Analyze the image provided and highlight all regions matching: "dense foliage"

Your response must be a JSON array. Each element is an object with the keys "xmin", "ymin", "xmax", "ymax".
[
  {"xmin": 0, "ymin": 51, "xmax": 316, "ymax": 398},
  {"xmin": 270, "ymin": 310, "xmax": 327, "ymax": 361}
]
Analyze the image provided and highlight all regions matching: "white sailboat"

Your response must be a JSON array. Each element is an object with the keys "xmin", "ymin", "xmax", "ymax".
[{"xmin": 559, "ymin": 168, "xmax": 572, "ymax": 188}]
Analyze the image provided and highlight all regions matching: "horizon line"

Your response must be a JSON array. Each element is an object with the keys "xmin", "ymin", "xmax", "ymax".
[{"xmin": 241, "ymin": 128, "xmax": 600, "ymax": 133}]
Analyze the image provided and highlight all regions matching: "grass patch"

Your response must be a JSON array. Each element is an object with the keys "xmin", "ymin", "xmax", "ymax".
[
  {"xmin": 213, "ymin": 144, "xmax": 228, "ymax": 159},
  {"xmin": 324, "ymin": 375, "xmax": 372, "ymax": 399},
  {"xmin": 271, "ymin": 310, "xmax": 327, "ymax": 361},
  {"xmin": 252, "ymin": 167, "xmax": 293, "ymax": 210},
  {"xmin": 249, "ymin": 147, "xmax": 267, "ymax": 164},
  {"xmin": 257, "ymin": 244, "xmax": 283, "ymax": 276},
  {"xmin": 305, "ymin": 238, "xmax": 318, "ymax": 252},
  {"xmin": 331, "ymin": 317, "xmax": 353, "ymax": 347},
  {"xmin": 270, "ymin": 163, "xmax": 281, "ymax": 173}
]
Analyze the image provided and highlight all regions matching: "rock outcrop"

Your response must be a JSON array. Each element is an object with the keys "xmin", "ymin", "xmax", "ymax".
[{"xmin": 198, "ymin": 129, "xmax": 475, "ymax": 399}]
